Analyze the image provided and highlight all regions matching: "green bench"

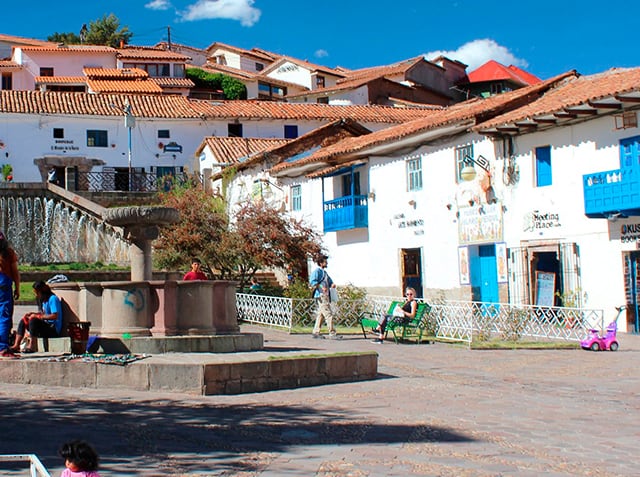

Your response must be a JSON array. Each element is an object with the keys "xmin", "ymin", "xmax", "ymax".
[{"xmin": 360, "ymin": 301, "xmax": 432, "ymax": 344}]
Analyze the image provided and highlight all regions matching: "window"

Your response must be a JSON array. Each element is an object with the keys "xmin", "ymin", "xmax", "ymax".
[
  {"xmin": 87, "ymin": 130, "xmax": 108, "ymax": 147},
  {"xmin": 173, "ymin": 64, "xmax": 185, "ymax": 77},
  {"xmin": 341, "ymin": 172, "xmax": 360, "ymax": 197},
  {"xmin": 255, "ymin": 62, "xmax": 264, "ymax": 72},
  {"xmin": 619, "ymin": 136, "xmax": 640, "ymax": 167},
  {"xmin": 53, "ymin": 128, "xmax": 64, "ymax": 139},
  {"xmin": 316, "ymin": 75, "xmax": 325, "ymax": 88},
  {"xmin": 535, "ymin": 146, "xmax": 552, "ymax": 187},
  {"xmin": 291, "ymin": 185, "xmax": 302, "ymax": 211},
  {"xmin": 490, "ymin": 82, "xmax": 504, "ymax": 95},
  {"xmin": 455, "ymin": 145, "xmax": 473, "ymax": 182},
  {"xmin": 39, "ymin": 67, "xmax": 54, "ymax": 77},
  {"xmin": 1, "ymin": 73, "xmax": 12, "ymax": 90},
  {"xmin": 284, "ymin": 125, "xmax": 298, "ymax": 139},
  {"xmin": 228, "ymin": 123, "xmax": 243, "ymax": 138},
  {"xmin": 406, "ymin": 157, "xmax": 423, "ymax": 191},
  {"xmin": 317, "ymin": 97, "xmax": 329, "ymax": 104},
  {"xmin": 157, "ymin": 130, "xmax": 170, "ymax": 139}
]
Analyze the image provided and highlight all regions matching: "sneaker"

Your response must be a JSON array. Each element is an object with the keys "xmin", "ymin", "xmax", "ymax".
[
  {"xmin": 327, "ymin": 333, "xmax": 343, "ymax": 340},
  {"xmin": 371, "ymin": 339, "xmax": 384, "ymax": 344},
  {"xmin": 0, "ymin": 349, "xmax": 18, "ymax": 358},
  {"xmin": 312, "ymin": 333, "xmax": 325, "ymax": 339}
]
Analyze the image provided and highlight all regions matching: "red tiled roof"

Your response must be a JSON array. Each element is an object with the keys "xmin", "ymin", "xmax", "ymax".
[
  {"xmin": 18, "ymin": 45, "xmax": 115, "ymax": 53},
  {"xmin": 0, "ymin": 60, "xmax": 21, "ymax": 69},
  {"xmin": 116, "ymin": 47, "xmax": 190, "ymax": 61},
  {"xmin": 261, "ymin": 56, "xmax": 346, "ymax": 78},
  {"xmin": 340, "ymin": 56, "xmax": 427, "ymax": 84},
  {"xmin": 206, "ymin": 42, "xmax": 280, "ymax": 63},
  {"xmin": 0, "ymin": 34, "xmax": 54, "ymax": 47},
  {"xmin": 199, "ymin": 63, "xmax": 258, "ymax": 80},
  {"xmin": 35, "ymin": 76, "xmax": 85, "ymax": 84},
  {"xmin": 83, "ymin": 67, "xmax": 147, "ymax": 79},
  {"xmin": 466, "ymin": 60, "xmax": 541, "ymax": 86},
  {"xmin": 87, "ymin": 79, "xmax": 163, "ymax": 94},
  {"xmin": 151, "ymin": 77, "xmax": 195, "ymax": 88},
  {"xmin": 0, "ymin": 90, "xmax": 441, "ymax": 122},
  {"xmin": 474, "ymin": 67, "xmax": 640, "ymax": 132},
  {"xmin": 271, "ymin": 71, "xmax": 577, "ymax": 175},
  {"xmin": 200, "ymin": 137, "xmax": 291, "ymax": 165}
]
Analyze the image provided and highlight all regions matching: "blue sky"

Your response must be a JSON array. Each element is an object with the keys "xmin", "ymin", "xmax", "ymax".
[{"xmin": 4, "ymin": 0, "xmax": 639, "ymax": 80}]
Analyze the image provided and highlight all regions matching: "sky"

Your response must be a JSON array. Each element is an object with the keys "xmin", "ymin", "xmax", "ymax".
[{"xmin": 3, "ymin": 0, "xmax": 640, "ymax": 80}]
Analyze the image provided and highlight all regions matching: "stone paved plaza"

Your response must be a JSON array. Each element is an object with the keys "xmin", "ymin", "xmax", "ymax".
[{"xmin": 1, "ymin": 323, "xmax": 639, "ymax": 476}]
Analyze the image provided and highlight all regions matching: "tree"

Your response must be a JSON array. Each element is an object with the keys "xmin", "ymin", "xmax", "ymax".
[
  {"xmin": 186, "ymin": 68, "xmax": 247, "ymax": 100},
  {"xmin": 47, "ymin": 32, "xmax": 82, "ymax": 44},
  {"xmin": 153, "ymin": 177, "xmax": 324, "ymax": 288},
  {"xmin": 48, "ymin": 14, "xmax": 132, "ymax": 48},
  {"xmin": 84, "ymin": 14, "xmax": 133, "ymax": 48}
]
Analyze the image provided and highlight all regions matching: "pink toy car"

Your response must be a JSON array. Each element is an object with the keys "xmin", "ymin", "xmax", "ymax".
[{"xmin": 580, "ymin": 306, "xmax": 625, "ymax": 351}]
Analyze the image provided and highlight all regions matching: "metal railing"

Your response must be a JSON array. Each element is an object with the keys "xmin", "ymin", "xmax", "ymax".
[
  {"xmin": 236, "ymin": 293, "xmax": 604, "ymax": 344},
  {"xmin": 74, "ymin": 170, "xmax": 192, "ymax": 193},
  {"xmin": 0, "ymin": 454, "xmax": 52, "ymax": 477}
]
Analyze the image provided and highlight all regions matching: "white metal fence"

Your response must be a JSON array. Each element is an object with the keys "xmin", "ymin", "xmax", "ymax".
[
  {"xmin": 0, "ymin": 454, "xmax": 51, "ymax": 477},
  {"xmin": 236, "ymin": 293, "xmax": 604, "ymax": 344}
]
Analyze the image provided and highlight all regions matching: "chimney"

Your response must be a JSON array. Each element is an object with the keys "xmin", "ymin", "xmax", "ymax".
[{"xmin": 120, "ymin": 39, "xmax": 124, "ymax": 49}]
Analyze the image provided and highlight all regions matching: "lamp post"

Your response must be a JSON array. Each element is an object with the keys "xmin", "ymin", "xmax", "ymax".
[
  {"xmin": 123, "ymin": 101, "xmax": 135, "ymax": 191},
  {"xmin": 460, "ymin": 154, "xmax": 490, "ymax": 182}
]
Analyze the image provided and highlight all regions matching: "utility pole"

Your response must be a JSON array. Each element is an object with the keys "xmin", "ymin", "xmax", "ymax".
[
  {"xmin": 167, "ymin": 26, "xmax": 172, "ymax": 51},
  {"xmin": 123, "ymin": 101, "xmax": 135, "ymax": 191}
]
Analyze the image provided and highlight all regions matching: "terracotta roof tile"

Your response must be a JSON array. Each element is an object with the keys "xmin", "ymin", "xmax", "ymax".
[
  {"xmin": 0, "ymin": 90, "xmax": 441, "ymax": 122},
  {"xmin": 35, "ymin": 76, "xmax": 85, "ymax": 84},
  {"xmin": 201, "ymin": 137, "xmax": 291, "ymax": 165},
  {"xmin": 474, "ymin": 67, "xmax": 640, "ymax": 131},
  {"xmin": 19, "ymin": 45, "xmax": 115, "ymax": 53},
  {"xmin": 87, "ymin": 79, "xmax": 163, "ymax": 94},
  {"xmin": 340, "ymin": 56, "xmax": 426, "ymax": 83},
  {"xmin": 261, "ymin": 56, "xmax": 346, "ymax": 78},
  {"xmin": 0, "ymin": 34, "xmax": 54, "ymax": 47},
  {"xmin": 199, "ymin": 63, "xmax": 258, "ymax": 80},
  {"xmin": 0, "ymin": 60, "xmax": 21, "ymax": 69},
  {"xmin": 116, "ymin": 47, "xmax": 190, "ymax": 61},
  {"xmin": 83, "ymin": 67, "xmax": 148, "ymax": 79},
  {"xmin": 151, "ymin": 77, "xmax": 195, "ymax": 88},
  {"xmin": 206, "ymin": 42, "xmax": 279, "ymax": 62},
  {"xmin": 271, "ymin": 71, "xmax": 578, "ymax": 175},
  {"xmin": 466, "ymin": 60, "xmax": 541, "ymax": 86}
]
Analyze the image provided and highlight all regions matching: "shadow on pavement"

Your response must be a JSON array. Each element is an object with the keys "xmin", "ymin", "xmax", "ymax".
[{"xmin": 1, "ymin": 396, "xmax": 473, "ymax": 475}]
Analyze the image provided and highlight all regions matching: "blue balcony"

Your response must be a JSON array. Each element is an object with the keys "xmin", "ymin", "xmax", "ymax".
[
  {"xmin": 583, "ymin": 167, "xmax": 640, "ymax": 218},
  {"xmin": 323, "ymin": 194, "xmax": 368, "ymax": 232}
]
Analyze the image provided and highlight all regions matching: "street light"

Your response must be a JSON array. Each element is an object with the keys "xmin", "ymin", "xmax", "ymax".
[
  {"xmin": 111, "ymin": 101, "xmax": 135, "ymax": 190},
  {"xmin": 460, "ymin": 154, "xmax": 490, "ymax": 182}
]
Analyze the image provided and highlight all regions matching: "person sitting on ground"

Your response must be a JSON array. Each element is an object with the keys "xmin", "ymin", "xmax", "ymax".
[
  {"xmin": 372, "ymin": 287, "xmax": 418, "ymax": 344},
  {"xmin": 183, "ymin": 258, "xmax": 208, "ymax": 281},
  {"xmin": 59, "ymin": 439, "xmax": 101, "ymax": 477},
  {"xmin": 11, "ymin": 281, "xmax": 63, "ymax": 353}
]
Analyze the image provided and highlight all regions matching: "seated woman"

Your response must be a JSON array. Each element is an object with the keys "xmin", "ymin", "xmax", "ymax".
[
  {"xmin": 372, "ymin": 287, "xmax": 418, "ymax": 344},
  {"xmin": 11, "ymin": 281, "xmax": 63, "ymax": 353}
]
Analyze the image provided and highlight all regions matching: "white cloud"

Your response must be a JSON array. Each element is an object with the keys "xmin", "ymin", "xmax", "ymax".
[
  {"xmin": 145, "ymin": 0, "xmax": 171, "ymax": 10},
  {"xmin": 180, "ymin": 0, "xmax": 261, "ymax": 26},
  {"xmin": 424, "ymin": 39, "xmax": 528, "ymax": 72},
  {"xmin": 314, "ymin": 49, "xmax": 329, "ymax": 59}
]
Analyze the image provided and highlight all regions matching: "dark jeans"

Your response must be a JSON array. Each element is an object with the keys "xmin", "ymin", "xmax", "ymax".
[{"xmin": 17, "ymin": 317, "xmax": 59, "ymax": 338}]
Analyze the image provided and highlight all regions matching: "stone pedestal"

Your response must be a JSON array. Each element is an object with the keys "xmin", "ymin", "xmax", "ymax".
[
  {"xmin": 99, "ymin": 281, "xmax": 153, "ymax": 338},
  {"xmin": 176, "ymin": 281, "xmax": 215, "ymax": 335}
]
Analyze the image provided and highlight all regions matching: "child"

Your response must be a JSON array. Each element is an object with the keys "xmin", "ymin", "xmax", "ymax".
[{"xmin": 59, "ymin": 440, "xmax": 101, "ymax": 477}]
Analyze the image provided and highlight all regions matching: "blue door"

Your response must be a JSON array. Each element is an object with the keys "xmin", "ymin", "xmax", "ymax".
[
  {"xmin": 619, "ymin": 136, "xmax": 640, "ymax": 168},
  {"xmin": 469, "ymin": 245, "xmax": 499, "ymax": 303}
]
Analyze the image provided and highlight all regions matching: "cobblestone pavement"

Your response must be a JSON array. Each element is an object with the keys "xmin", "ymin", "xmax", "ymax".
[{"xmin": 1, "ymin": 324, "xmax": 639, "ymax": 476}]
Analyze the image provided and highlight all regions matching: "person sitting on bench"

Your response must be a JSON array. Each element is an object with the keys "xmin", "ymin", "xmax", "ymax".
[
  {"xmin": 372, "ymin": 287, "xmax": 418, "ymax": 344},
  {"xmin": 11, "ymin": 281, "xmax": 63, "ymax": 353}
]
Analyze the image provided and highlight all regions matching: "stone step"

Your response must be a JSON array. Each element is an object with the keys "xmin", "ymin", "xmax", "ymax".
[
  {"xmin": 32, "ymin": 333, "xmax": 264, "ymax": 354},
  {"xmin": 0, "ymin": 350, "xmax": 378, "ymax": 395}
]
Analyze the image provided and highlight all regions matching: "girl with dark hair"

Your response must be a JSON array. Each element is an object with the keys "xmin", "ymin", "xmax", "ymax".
[
  {"xmin": 11, "ymin": 281, "xmax": 62, "ymax": 353},
  {"xmin": 59, "ymin": 440, "xmax": 101, "ymax": 477},
  {"xmin": 0, "ymin": 231, "xmax": 20, "ymax": 358}
]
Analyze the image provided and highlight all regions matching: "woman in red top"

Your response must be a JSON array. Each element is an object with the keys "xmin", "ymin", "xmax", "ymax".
[{"xmin": 0, "ymin": 231, "xmax": 20, "ymax": 357}]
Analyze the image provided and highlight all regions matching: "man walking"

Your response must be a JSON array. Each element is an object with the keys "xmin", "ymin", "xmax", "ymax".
[{"xmin": 309, "ymin": 254, "xmax": 341, "ymax": 339}]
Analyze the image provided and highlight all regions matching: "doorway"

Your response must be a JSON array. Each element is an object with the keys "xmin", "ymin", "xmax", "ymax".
[
  {"xmin": 401, "ymin": 248, "xmax": 423, "ymax": 298},
  {"xmin": 623, "ymin": 251, "xmax": 640, "ymax": 333},
  {"xmin": 469, "ymin": 244, "xmax": 499, "ymax": 303}
]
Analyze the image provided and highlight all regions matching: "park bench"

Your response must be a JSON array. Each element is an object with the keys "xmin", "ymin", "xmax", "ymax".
[{"xmin": 360, "ymin": 301, "xmax": 432, "ymax": 344}]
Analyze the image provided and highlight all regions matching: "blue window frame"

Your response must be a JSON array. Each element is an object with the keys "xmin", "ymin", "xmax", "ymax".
[
  {"xmin": 620, "ymin": 136, "xmax": 640, "ymax": 168},
  {"xmin": 535, "ymin": 146, "xmax": 552, "ymax": 187},
  {"xmin": 406, "ymin": 157, "xmax": 423, "ymax": 191},
  {"xmin": 455, "ymin": 145, "xmax": 473, "ymax": 182},
  {"xmin": 291, "ymin": 185, "xmax": 301, "ymax": 211},
  {"xmin": 87, "ymin": 130, "xmax": 108, "ymax": 147},
  {"xmin": 284, "ymin": 125, "xmax": 298, "ymax": 139}
]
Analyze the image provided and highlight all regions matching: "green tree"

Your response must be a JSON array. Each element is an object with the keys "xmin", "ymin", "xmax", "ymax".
[
  {"xmin": 153, "ymin": 177, "xmax": 324, "ymax": 289},
  {"xmin": 85, "ymin": 14, "xmax": 132, "ymax": 48},
  {"xmin": 186, "ymin": 68, "xmax": 247, "ymax": 100},
  {"xmin": 47, "ymin": 32, "xmax": 82, "ymax": 44}
]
